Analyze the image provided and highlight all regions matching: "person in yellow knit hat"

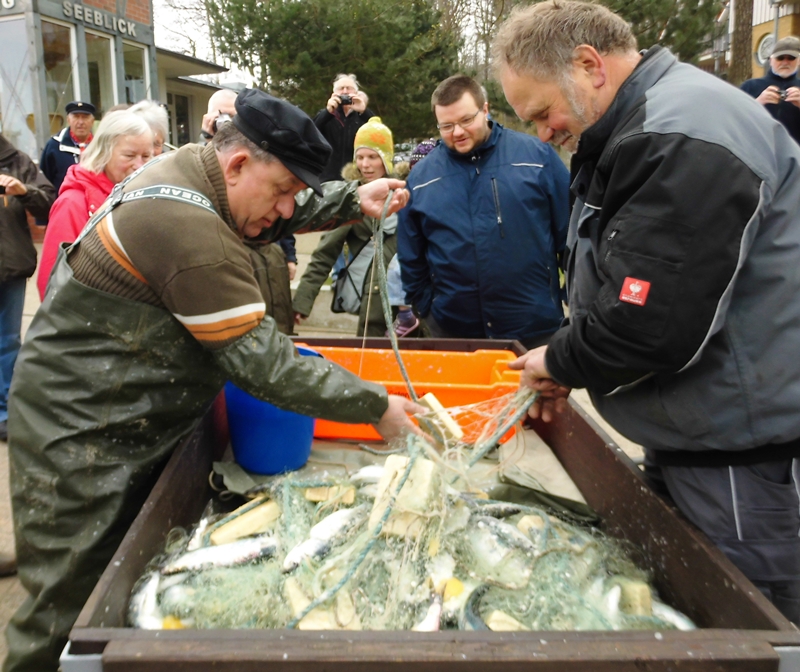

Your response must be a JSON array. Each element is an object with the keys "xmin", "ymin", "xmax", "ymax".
[{"xmin": 293, "ymin": 117, "xmax": 410, "ymax": 336}]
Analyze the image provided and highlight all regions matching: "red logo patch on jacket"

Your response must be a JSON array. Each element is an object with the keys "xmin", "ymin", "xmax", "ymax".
[{"xmin": 619, "ymin": 277, "xmax": 651, "ymax": 306}]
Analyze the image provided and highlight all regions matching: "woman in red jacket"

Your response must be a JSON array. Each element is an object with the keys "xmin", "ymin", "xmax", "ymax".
[{"xmin": 38, "ymin": 110, "xmax": 154, "ymax": 299}]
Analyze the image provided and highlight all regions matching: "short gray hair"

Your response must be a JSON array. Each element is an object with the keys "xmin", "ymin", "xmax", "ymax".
[
  {"xmin": 333, "ymin": 73, "xmax": 360, "ymax": 90},
  {"xmin": 492, "ymin": 0, "xmax": 637, "ymax": 82},
  {"xmin": 129, "ymin": 99, "xmax": 169, "ymax": 142},
  {"xmin": 212, "ymin": 122, "xmax": 278, "ymax": 165},
  {"xmin": 81, "ymin": 110, "xmax": 153, "ymax": 173}
]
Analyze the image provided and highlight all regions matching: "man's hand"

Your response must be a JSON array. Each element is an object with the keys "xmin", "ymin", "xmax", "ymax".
[
  {"xmin": 357, "ymin": 179, "xmax": 409, "ymax": 218},
  {"xmin": 757, "ymin": 86, "xmax": 784, "ymax": 105},
  {"xmin": 373, "ymin": 395, "xmax": 426, "ymax": 443},
  {"xmin": 293, "ymin": 311, "xmax": 306, "ymax": 325},
  {"xmin": 786, "ymin": 86, "xmax": 800, "ymax": 108},
  {"xmin": 508, "ymin": 346, "xmax": 572, "ymax": 422},
  {"xmin": 349, "ymin": 92, "xmax": 367, "ymax": 114},
  {"xmin": 326, "ymin": 95, "xmax": 342, "ymax": 115},
  {"xmin": 0, "ymin": 175, "xmax": 28, "ymax": 197},
  {"xmin": 287, "ymin": 261, "xmax": 297, "ymax": 281}
]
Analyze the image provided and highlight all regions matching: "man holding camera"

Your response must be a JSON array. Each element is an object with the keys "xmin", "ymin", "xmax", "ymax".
[
  {"xmin": 742, "ymin": 36, "xmax": 800, "ymax": 144},
  {"xmin": 313, "ymin": 73, "xmax": 374, "ymax": 182}
]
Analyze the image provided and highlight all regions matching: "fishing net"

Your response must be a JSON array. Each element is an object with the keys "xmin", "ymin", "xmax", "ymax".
[
  {"xmin": 128, "ymin": 394, "xmax": 694, "ymax": 633},
  {"xmin": 127, "ymin": 194, "xmax": 695, "ymax": 633}
]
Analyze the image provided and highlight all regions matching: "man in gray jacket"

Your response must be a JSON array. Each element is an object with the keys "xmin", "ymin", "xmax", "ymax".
[{"xmin": 496, "ymin": 1, "xmax": 800, "ymax": 623}]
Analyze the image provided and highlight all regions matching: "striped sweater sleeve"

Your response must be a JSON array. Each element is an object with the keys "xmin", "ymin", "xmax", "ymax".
[{"xmin": 96, "ymin": 201, "xmax": 267, "ymax": 350}]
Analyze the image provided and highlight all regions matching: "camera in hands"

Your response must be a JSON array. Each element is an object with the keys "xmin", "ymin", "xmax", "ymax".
[
  {"xmin": 213, "ymin": 113, "xmax": 232, "ymax": 132},
  {"xmin": 780, "ymin": 89, "xmax": 789, "ymax": 101},
  {"xmin": 338, "ymin": 94, "xmax": 353, "ymax": 105}
]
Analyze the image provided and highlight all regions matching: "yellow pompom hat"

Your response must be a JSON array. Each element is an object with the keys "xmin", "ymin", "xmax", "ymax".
[{"xmin": 353, "ymin": 117, "xmax": 394, "ymax": 175}]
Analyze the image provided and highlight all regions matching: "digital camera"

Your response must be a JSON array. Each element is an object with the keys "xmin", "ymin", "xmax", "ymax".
[
  {"xmin": 780, "ymin": 89, "xmax": 789, "ymax": 101},
  {"xmin": 338, "ymin": 94, "xmax": 353, "ymax": 105},
  {"xmin": 213, "ymin": 113, "xmax": 232, "ymax": 132}
]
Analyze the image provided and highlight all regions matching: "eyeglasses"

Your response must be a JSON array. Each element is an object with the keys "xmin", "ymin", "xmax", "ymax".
[
  {"xmin": 775, "ymin": 54, "xmax": 798, "ymax": 62},
  {"xmin": 437, "ymin": 109, "xmax": 482, "ymax": 134}
]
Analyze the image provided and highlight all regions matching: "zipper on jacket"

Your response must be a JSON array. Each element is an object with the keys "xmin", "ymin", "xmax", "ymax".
[
  {"xmin": 604, "ymin": 229, "xmax": 619, "ymax": 264},
  {"xmin": 472, "ymin": 155, "xmax": 480, "ymax": 175},
  {"xmin": 491, "ymin": 177, "xmax": 505, "ymax": 238}
]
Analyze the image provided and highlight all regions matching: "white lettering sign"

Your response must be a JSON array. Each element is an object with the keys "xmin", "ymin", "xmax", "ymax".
[{"xmin": 62, "ymin": 1, "xmax": 138, "ymax": 37}]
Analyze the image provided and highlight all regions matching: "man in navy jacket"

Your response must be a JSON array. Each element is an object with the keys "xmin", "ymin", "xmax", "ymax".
[
  {"xmin": 39, "ymin": 100, "xmax": 96, "ymax": 194},
  {"xmin": 397, "ymin": 75, "xmax": 570, "ymax": 349},
  {"xmin": 741, "ymin": 36, "xmax": 800, "ymax": 144}
]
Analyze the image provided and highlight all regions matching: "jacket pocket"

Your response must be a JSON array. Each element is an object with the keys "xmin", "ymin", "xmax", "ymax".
[{"xmin": 597, "ymin": 214, "xmax": 693, "ymax": 337}]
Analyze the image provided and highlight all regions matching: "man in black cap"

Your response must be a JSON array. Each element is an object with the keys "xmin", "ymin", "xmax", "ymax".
[
  {"xmin": 742, "ymin": 36, "xmax": 800, "ymax": 144},
  {"xmin": 39, "ymin": 100, "xmax": 97, "ymax": 194},
  {"xmin": 4, "ymin": 88, "xmax": 415, "ymax": 672}
]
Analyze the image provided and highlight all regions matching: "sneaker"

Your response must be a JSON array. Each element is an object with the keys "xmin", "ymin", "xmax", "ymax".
[
  {"xmin": 389, "ymin": 313, "xmax": 420, "ymax": 338},
  {"xmin": 0, "ymin": 420, "xmax": 6, "ymax": 442}
]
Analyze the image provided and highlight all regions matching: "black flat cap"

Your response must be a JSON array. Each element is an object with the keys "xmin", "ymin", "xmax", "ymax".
[
  {"xmin": 233, "ymin": 88, "xmax": 332, "ymax": 196},
  {"xmin": 65, "ymin": 100, "xmax": 96, "ymax": 116}
]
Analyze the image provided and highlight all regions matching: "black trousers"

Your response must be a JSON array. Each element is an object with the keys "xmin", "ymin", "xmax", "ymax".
[{"xmin": 645, "ymin": 456, "xmax": 800, "ymax": 624}]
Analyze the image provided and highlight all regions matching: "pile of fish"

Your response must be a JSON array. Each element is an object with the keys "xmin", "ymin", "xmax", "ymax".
[{"xmin": 129, "ymin": 453, "xmax": 695, "ymax": 632}]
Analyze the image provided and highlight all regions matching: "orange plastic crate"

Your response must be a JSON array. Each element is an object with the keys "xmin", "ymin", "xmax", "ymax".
[{"xmin": 298, "ymin": 346, "xmax": 521, "ymax": 441}]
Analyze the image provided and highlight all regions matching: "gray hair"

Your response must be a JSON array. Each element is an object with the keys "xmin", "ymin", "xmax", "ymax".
[
  {"xmin": 333, "ymin": 73, "xmax": 360, "ymax": 90},
  {"xmin": 212, "ymin": 122, "xmax": 278, "ymax": 165},
  {"xmin": 80, "ymin": 110, "xmax": 153, "ymax": 173},
  {"xmin": 492, "ymin": 0, "xmax": 637, "ymax": 82},
  {"xmin": 129, "ymin": 99, "xmax": 169, "ymax": 142}
]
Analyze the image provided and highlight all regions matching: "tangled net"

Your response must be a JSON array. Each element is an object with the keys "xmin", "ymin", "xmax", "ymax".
[{"xmin": 128, "ymin": 391, "xmax": 694, "ymax": 633}]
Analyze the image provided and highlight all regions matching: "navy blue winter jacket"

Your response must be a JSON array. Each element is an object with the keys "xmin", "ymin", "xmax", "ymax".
[
  {"xmin": 397, "ymin": 123, "xmax": 570, "ymax": 343},
  {"xmin": 40, "ymin": 128, "xmax": 82, "ymax": 195}
]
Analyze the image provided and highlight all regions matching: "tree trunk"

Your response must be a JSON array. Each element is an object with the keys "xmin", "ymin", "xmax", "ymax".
[{"xmin": 729, "ymin": 0, "xmax": 753, "ymax": 85}]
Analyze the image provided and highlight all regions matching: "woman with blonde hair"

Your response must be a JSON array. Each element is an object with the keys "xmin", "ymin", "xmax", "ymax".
[
  {"xmin": 129, "ymin": 99, "xmax": 170, "ymax": 155},
  {"xmin": 38, "ymin": 109, "xmax": 153, "ymax": 298}
]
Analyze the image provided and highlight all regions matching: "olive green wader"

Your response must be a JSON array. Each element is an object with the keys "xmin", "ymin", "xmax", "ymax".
[{"xmin": 4, "ymin": 190, "xmax": 386, "ymax": 671}]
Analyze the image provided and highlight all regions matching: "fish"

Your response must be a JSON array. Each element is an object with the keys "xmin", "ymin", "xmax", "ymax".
[
  {"xmin": 472, "ymin": 516, "xmax": 538, "ymax": 555},
  {"xmin": 458, "ymin": 584, "xmax": 490, "ymax": 631},
  {"xmin": 128, "ymin": 572, "xmax": 164, "ymax": 629},
  {"xmin": 349, "ymin": 465, "xmax": 385, "ymax": 485},
  {"xmin": 160, "ymin": 533, "xmax": 278, "ymax": 575},
  {"xmin": 185, "ymin": 499, "xmax": 217, "ymax": 551},
  {"xmin": 282, "ymin": 504, "xmax": 369, "ymax": 573},
  {"xmin": 652, "ymin": 600, "xmax": 696, "ymax": 631},
  {"xmin": 412, "ymin": 594, "xmax": 443, "ymax": 631},
  {"xmin": 461, "ymin": 495, "xmax": 525, "ymax": 519}
]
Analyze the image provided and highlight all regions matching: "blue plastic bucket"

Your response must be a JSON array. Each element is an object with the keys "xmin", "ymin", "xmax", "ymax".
[{"xmin": 225, "ymin": 346, "xmax": 321, "ymax": 475}]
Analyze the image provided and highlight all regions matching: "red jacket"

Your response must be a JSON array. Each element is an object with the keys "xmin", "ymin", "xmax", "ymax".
[{"xmin": 38, "ymin": 164, "xmax": 114, "ymax": 299}]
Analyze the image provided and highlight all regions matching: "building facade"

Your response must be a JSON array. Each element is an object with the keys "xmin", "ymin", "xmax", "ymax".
[{"xmin": 0, "ymin": 0, "xmax": 225, "ymax": 160}]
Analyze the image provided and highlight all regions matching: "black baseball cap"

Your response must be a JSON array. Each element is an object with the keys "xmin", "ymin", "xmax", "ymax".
[
  {"xmin": 233, "ymin": 88, "xmax": 331, "ymax": 196},
  {"xmin": 65, "ymin": 101, "xmax": 96, "ymax": 116}
]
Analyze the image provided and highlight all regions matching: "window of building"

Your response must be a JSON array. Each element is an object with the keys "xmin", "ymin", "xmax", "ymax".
[
  {"xmin": 167, "ymin": 92, "xmax": 191, "ymax": 147},
  {"xmin": 123, "ymin": 41, "xmax": 148, "ymax": 104},
  {"xmin": 86, "ymin": 31, "xmax": 116, "ymax": 117},
  {"xmin": 41, "ymin": 19, "xmax": 77, "ymax": 126},
  {"xmin": 0, "ymin": 15, "xmax": 38, "ymax": 157}
]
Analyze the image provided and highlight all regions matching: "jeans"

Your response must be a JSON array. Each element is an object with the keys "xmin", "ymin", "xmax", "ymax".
[{"xmin": 0, "ymin": 277, "xmax": 27, "ymax": 423}]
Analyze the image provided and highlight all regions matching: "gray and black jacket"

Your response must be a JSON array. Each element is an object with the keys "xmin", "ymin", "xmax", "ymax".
[{"xmin": 546, "ymin": 47, "xmax": 800, "ymax": 464}]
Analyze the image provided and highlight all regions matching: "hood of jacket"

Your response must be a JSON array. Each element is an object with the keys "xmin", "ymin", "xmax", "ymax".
[
  {"xmin": 0, "ymin": 134, "xmax": 19, "ymax": 163},
  {"xmin": 58, "ymin": 163, "xmax": 115, "ymax": 213},
  {"xmin": 340, "ymin": 160, "xmax": 410, "ymax": 183}
]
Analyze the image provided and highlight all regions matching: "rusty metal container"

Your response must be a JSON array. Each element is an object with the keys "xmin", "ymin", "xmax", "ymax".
[{"xmin": 66, "ymin": 339, "xmax": 800, "ymax": 671}]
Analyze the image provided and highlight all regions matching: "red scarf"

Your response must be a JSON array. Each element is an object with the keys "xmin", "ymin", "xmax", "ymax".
[{"xmin": 70, "ymin": 130, "xmax": 93, "ymax": 152}]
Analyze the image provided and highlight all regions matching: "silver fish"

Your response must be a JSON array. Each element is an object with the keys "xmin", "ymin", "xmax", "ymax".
[
  {"xmin": 472, "ymin": 516, "xmax": 537, "ymax": 555},
  {"xmin": 282, "ymin": 504, "xmax": 368, "ymax": 573},
  {"xmin": 128, "ymin": 572, "xmax": 163, "ymax": 629},
  {"xmin": 412, "ymin": 595, "xmax": 443, "ymax": 632},
  {"xmin": 461, "ymin": 496, "xmax": 525, "ymax": 519},
  {"xmin": 349, "ymin": 465, "xmax": 385, "ymax": 485},
  {"xmin": 161, "ymin": 534, "xmax": 278, "ymax": 575},
  {"xmin": 652, "ymin": 600, "xmax": 696, "ymax": 631}
]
